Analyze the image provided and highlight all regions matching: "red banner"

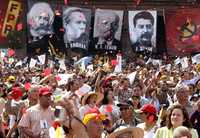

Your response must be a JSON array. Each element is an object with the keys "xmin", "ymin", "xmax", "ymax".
[
  {"xmin": 165, "ymin": 9, "xmax": 200, "ymax": 56},
  {"xmin": 0, "ymin": 0, "xmax": 23, "ymax": 46}
]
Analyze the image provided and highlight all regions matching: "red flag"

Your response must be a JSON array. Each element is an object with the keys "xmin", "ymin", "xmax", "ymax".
[
  {"xmin": 64, "ymin": 0, "xmax": 68, "ymax": 5},
  {"xmin": 55, "ymin": 76, "xmax": 61, "ymax": 81},
  {"xmin": 17, "ymin": 23, "xmax": 23, "ymax": 31},
  {"xmin": 111, "ymin": 60, "xmax": 118, "ymax": 66},
  {"xmin": 24, "ymin": 82, "xmax": 31, "ymax": 91},
  {"xmin": 8, "ymin": 49, "xmax": 15, "ymax": 57},
  {"xmin": 165, "ymin": 9, "xmax": 200, "ymax": 55},
  {"xmin": 43, "ymin": 68, "xmax": 52, "ymax": 76},
  {"xmin": 106, "ymin": 105, "xmax": 113, "ymax": 112}
]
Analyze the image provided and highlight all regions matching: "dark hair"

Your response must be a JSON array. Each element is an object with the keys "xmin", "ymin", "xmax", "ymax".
[
  {"xmin": 101, "ymin": 89, "xmax": 113, "ymax": 105},
  {"xmin": 120, "ymin": 78, "xmax": 129, "ymax": 84},
  {"xmin": 166, "ymin": 104, "xmax": 192, "ymax": 129},
  {"xmin": 133, "ymin": 11, "xmax": 154, "ymax": 27}
]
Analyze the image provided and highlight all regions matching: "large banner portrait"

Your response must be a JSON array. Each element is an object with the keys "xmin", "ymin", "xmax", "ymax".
[
  {"xmin": 129, "ymin": 10, "xmax": 157, "ymax": 53},
  {"xmin": 27, "ymin": 1, "xmax": 65, "ymax": 58},
  {"xmin": 0, "ymin": 0, "xmax": 25, "ymax": 48},
  {"xmin": 27, "ymin": 1, "xmax": 54, "ymax": 42},
  {"xmin": 165, "ymin": 9, "xmax": 200, "ymax": 56},
  {"xmin": 93, "ymin": 9, "xmax": 123, "ymax": 54},
  {"xmin": 63, "ymin": 7, "xmax": 91, "ymax": 52}
]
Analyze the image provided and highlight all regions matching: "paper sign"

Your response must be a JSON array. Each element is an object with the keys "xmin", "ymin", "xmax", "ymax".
[
  {"xmin": 29, "ymin": 58, "xmax": 37, "ymax": 68},
  {"xmin": 40, "ymin": 120, "xmax": 48, "ymax": 129},
  {"xmin": 38, "ymin": 54, "xmax": 46, "ymax": 65},
  {"xmin": 127, "ymin": 71, "xmax": 137, "ymax": 85},
  {"xmin": 15, "ymin": 60, "xmax": 22, "ymax": 67},
  {"xmin": 181, "ymin": 57, "xmax": 188, "ymax": 69},
  {"xmin": 56, "ymin": 74, "xmax": 74, "ymax": 86},
  {"xmin": 174, "ymin": 57, "xmax": 181, "ymax": 65},
  {"xmin": 59, "ymin": 59, "xmax": 66, "ymax": 71},
  {"xmin": 192, "ymin": 53, "xmax": 200, "ymax": 64},
  {"xmin": 114, "ymin": 54, "xmax": 122, "ymax": 73}
]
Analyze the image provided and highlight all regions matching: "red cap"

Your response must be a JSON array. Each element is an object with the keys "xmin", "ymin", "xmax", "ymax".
[
  {"xmin": 38, "ymin": 87, "xmax": 52, "ymax": 96},
  {"xmin": 10, "ymin": 87, "xmax": 23, "ymax": 100},
  {"xmin": 137, "ymin": 104, "xmax": 157, "ymax": 114}
]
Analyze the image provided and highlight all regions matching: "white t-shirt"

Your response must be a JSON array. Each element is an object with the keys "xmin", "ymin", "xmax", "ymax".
[{"xmin": 137, "ymin": 123, "xmax": 156, "ymax": 138}]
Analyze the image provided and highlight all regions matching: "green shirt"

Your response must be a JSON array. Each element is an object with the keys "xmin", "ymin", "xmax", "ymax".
[{"xmin": 154, "ymin": 126, "xmax": 198, "ymax": 138}]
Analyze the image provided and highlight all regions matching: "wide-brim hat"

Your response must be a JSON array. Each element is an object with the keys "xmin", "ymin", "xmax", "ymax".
[
  {"xmin": 108, "ymin": 126, "xmax": 144, "ymax": 138},
  {"xmin": 81, "ymin": 91, "xmax": 103, "ymax": 106}
]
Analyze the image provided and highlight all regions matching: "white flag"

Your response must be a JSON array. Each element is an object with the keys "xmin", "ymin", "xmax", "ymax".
[
  {"xmin": 29, "ymin": 58, "xmax": 37, "ymax": 68},
  {"xmin": 174, "ymin": 57, "xmax": 181, "ymax": 65},
  {"xmin": 38, "ymin": 54, "xmax": 46, "ymax": 65},
  {"xmin": 56, "ymin": 74, "xmax": 74, "ymax": 86},
  {"xmin": 59, "ymin": 59, "xmax": 66, "ymax": 70},
  {"xmin": 127, "ymin": 71, "xmax": 137, "ymax": 85},
  {"xmin": 114, "ymin": 53, "xmax": 122, "ymax": 73},
  {"xmin": 192, "ymin": 53, "xmax": 200, "ymax": 64},
  {"xmin": 181, "ymin": 57, "xmax": 188, "ymax": 69},
  {"xmin": 15, "ymin": 60, "xmax": 22, "ymax": 67}
]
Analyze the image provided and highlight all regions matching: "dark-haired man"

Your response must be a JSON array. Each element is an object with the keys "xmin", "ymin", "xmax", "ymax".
[{"xmin": 132, "ymin": 11, "xmax": 154, "ymax": 53}]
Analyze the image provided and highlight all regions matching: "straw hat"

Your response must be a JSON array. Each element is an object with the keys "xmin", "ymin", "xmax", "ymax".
[
  {"xmin": 108, "ymin": 126, "xmax": 144, "ymax": 138},
  {"xmin": 81, "ymin": 91, "xmax": 103, "ymax": 105}
]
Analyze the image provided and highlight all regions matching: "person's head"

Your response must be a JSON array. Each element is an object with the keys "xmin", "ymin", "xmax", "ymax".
[
  {"xmin": 118, "ymin": 102, "xmax": 134, "ymax": 120},
  {"xmin": 175, "ymin": 84, "xmax": 189, "ymax": 105},
  {"xmin": 27, "ymin": 2, "xmax": 54, "ymax": 37},
  {"xmin": 120, "ymin": 78, "xmax": 130, "ymax": 89},
  {"xmin": 195, "ymin": 79, "xmax": 200, "ymax": 90},
  {"xmin": 132, "ymin": 83, "xmax": 143, "ymax": 97},
  {"xmin": 187, "ymin": 84, "xmax": 194, "ymax": 96},
  {"xmin": 173, "ymin": 126, "xmax": 192, "ymax": 138},
  {"xmin": 166, "ymin": 104, "xmax": 192, "ymax": 129},
  {"xmin": 96, "ymin": 11, "xmax": 119, "ymax": 41},
  {"xmin": 108, "ymin": 126, "xmax": 144, "ymax": 138},
  {"xmin": 82, "ymin": 92, "xmax": 98, "ymax": 105},
  {"xmin": 131, "ymin": 95, "xmax": 140, "ymax": 109},
  {"xmin": 196, "ymin": 99, "xmax": 200, "ymax": 111},
  {"xmin": 67, "ymin": 79, "xmax": 80, "ymax": 92},
  {"xmin": 28, "ymin": 86, "xmax": 40, "ymax": 106},
  {"xmin": 133, "ymin": 11, "xmax": 154, "ymax": 46},
  {"xmin": 63, "ymin": 8, "xmax": 87, "ymax": 42},
  {"xmin": 38, "ymin": 87, "xmax": 52, "ymax": 109},
  {"xmin": 137, "ymin": 104, "xmax": 158, "ymax": 124},
  {"xmin": 83, "ymin": 112, "xmax": 106, "ymax": 138}
]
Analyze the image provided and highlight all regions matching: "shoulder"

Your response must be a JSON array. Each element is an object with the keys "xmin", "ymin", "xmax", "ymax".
[
  {"xmin": 157, "ymin": 126, "xmax": 169, "ymax": 131},
  {"xmin": 190, "ymin": 128, "xmax": 199, "ymax": 138},
  {"xmin": 26, "ymin": 104, "xmax": 40, "ymax": 113},
  {"xmin": 156, "ymin": 126, "xmax": 170, "ymax": 133},
  {"xmin": 136, "ymin": 123, "xmax": 145, "ymax": 129}
]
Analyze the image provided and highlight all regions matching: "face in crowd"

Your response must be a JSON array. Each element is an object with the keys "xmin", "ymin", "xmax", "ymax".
[
  {"xmin": 64, "ymin": 10, "xmax": 87, "ymax": 42},
  {"xmin": 133, "ymin": 11, "xmax": 154, "ymax": 46},
  {"xmin": 97, "ymin": 12, "xmax": 119, "ymax": 41},
  {"xmin": 167, "ymin": 104, "xmax": 191, "ymax": 129}
]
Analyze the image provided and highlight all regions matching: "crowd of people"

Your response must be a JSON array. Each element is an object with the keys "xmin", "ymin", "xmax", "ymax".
[{"xmin": 0, "ymin": 52, "xmax": 199, "ymax": 138}]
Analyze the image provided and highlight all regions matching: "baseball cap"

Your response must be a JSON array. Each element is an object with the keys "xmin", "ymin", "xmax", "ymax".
[
  {"xmin": 135, "ymin": 104, "xmax": 157, "ymax": 114},
  {"xmin": 9, "ymin": 87, "xmax": 23, "ymax": 100},
  {"xmin": 38, "ymin": 87, "xmax": 52, "ymax": 96}
]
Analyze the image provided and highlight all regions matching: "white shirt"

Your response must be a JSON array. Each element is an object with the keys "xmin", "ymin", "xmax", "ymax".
[{"xmin": 137, "ymin": 123, "xmax": 157, "ymax": 138}]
